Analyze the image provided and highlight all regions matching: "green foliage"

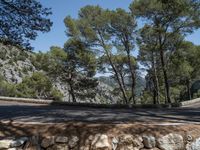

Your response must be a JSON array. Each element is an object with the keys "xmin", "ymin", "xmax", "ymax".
[
  {"xmin": 0, "ymin": 72, "xmax": 63, "ymax": 101},
  {"xmin": 16, "ymin": 72, "xmax": 63, "ymax": 100},
  {"xmin": 0, "ymin": 75, "xmax": 16, "ymax": 97},
  {"xmin": 65, "ymin": 5, "xmax": 138, "ymax": 104},
  {"xmin": 63, "ymin": 39, "xmax": 98, "ymax": 102},
  {"xmin": 50, "ymin": 88, "xmax": 64, "ymax": 101},
  {"xmin": 132, "ymin": 0, "xmax": 200, "ymax": 103},
  {"xmin": 1, "ymin": 1, "xmax": 200, "ymax": 105},
  {"xmin": 140, "ymin": 91, "xmax": 153, "ymax": 104},
  {"xmin": 0, "ymin": 0, "xmax": 52, "ymax": 49},
  {"xmin": 31, "ymin": 47, "xmax": 68, "ymax": 76}
]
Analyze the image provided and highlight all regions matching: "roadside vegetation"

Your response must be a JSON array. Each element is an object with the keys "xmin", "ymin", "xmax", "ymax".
[
  {"xmin": 0, "ymin": 0, "xmax": 200, "ymax": 104},
  {"xmin": 0, "ymin": 73, "xmax": 63, "ymax": 101}
]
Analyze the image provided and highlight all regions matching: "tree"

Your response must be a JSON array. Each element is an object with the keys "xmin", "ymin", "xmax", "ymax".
[
  {"xmin": 170, "ymin": 41, "xmax": 200, "ymax": 100},
  {"xmin": 130, "ymin": 0, "xmax": 200, "ymax": 103},
  {"xmin": 65, "ymin": 6, "xmax": 137, "ymax": 104},
  {"xmin": 109, "ymin": 8, "xmax": 137, "ymax": 103},
  {"xmin": 137, "ymin": 25, "xmax": 161, "ymax": 104},
  {"xmin": 32, "ymin": 44, "xmax": 98, "ymax": 102},
  {"xmin": 63, "ymin": 39, "xmax": 98, "ymax": 102},
  {"xmin": 0, "ymin": 0, "xmax": 52, "ymax": 49},
  {"xmin": 99, "ymin": 54, "xmax": 137, "ymax": 103},
  {"xmin": 31, "ymin": 46, "xmax": 68, "ymax": 76}
]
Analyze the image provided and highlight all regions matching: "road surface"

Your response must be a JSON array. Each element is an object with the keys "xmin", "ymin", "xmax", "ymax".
[{"xmin": 0, "ymin": 100, "xmax": 200, "ymax": 124}]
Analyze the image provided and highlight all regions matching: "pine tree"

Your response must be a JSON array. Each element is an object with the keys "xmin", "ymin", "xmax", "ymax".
[
  {"xmin": 0, "ymin": 0, "xmax": 52, "ymax": 49},
  {"xmin": 130, "ymin": 0, "xmax": 200, "ymax": 103}
]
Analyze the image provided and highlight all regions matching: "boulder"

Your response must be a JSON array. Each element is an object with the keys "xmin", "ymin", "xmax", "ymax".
[
  {"xmin": 41, "ymin": 136, "xmax": 55, "ymax": 148},
  {"xmin": 55, "ymin": 136, "xmax": 68, "ymax": 143},
  {"xmin": 117, "ymin": 134, "xmax": 143, "ymax": 150},
  {"xmin": 68, "ymin": 136, "xmax": 79, "ymax": 148},
  {"xmin": 142, "ymin": 135, "xmax": 156, "ymax": 149},
  {"xmin": 26, "ymin": 135, "xmax": 41, "ymax": 150},
  {"xmin": 157, "ymin": 133, "xmax": 184, "ymax": 150},
  {"xmin": 80, "ymin": 146, "xmax": 90, "ymax": 150},
  {"xmin": 47, "ymin": 144, "xmax": 69, "ymax": 150},
  {"xmin": 112, "ymin": 137, "xmax": 118, "ymax": 150},
  {"xmin": 141, "ymin": 148, "xmax": 160, "ymax": 150},
  {"xmin": 0, "ymin": 139, "xmax": 13, "ymax": 149},
  {"xmin": 10, "ymin": 137, "xmax": 28, "ymax": 147},
  {"xmin": 91, "ymin": 134, "xmax": 111, "ymax": 150},
  {"xmin": 186, "ymin": 137, "xmax": 200, "ymax": 150}
]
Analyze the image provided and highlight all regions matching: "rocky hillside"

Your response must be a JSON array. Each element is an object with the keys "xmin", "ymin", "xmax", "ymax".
[
  {"xmin": 0, "ymin": 43, "xmax": 120, "ymax": 104},
  {"xmin": 98, "ymin": 75, "xmax": 146, "ymax": 97}
]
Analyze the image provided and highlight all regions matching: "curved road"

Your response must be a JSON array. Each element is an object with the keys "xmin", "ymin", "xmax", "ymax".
[{"xmin": 0, "ymin": 100, "xmax": 200, "ymax": 124}]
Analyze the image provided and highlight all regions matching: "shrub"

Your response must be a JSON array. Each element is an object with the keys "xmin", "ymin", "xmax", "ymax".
[
  {"xmin": 0, "ymin": 76, "xmax": 16, "ymax": 97},
  {"xmin": 50, "ymin": 88, "xmax": 63, "ymax": 101},
  {"xmin": 16, "ymin": 72, "xmax": 63, "ymax": 100}
]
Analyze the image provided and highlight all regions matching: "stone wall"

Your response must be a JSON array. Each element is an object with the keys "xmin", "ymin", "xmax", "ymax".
[{"xmin": 1, "ymin": 133, "xmax": 200, "ymax": 150}]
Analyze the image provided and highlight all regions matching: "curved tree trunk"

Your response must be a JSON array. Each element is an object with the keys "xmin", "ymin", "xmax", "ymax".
[{"xmin": 98, "ymin": 31, "xmax": 129, "ymax": 104}]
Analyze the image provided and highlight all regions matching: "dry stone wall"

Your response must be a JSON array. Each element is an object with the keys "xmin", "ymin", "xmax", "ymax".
[{"xmin": 1, "ymin": 133, "xmax": 200, "ymax": 150}]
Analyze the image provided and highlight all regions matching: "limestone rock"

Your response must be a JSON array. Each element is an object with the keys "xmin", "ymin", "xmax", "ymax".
[
  {"xmin": 186, "ymin": 137, "xmax": 200, "ymax": 150},
  {"xmin": 68, "ymin": 136, "xmax": 79, "ymax": 148},
  {"xmin": 55, "ymin": 136, "xmax": 68, "ymax": 143},
  {"xmin": 27, "ymin": 135, "xmax": 41, "ymax": 150},
  {"xmin": 10, "ymin": 137, "xmax": 28, "ymax": 147},
  {"xmin": 41, "ymin": 137, "xmax": 55, "ymax": 148},
  {"xmin": 142, "ymin": 135, "xmax": 156, "ymax": 149},
  {"xmin": 141, "ymin": 148, "xmax": 160, "ymax": 150},
  {"xmin": 91, "ymin": 134, "xmax": 111, "ymax": 150},
  {"xmin": 47, "ymin": 144, "xmax": 69, "ymax": 150},
  {"xmin": 0, "ymin": 139, "xmax": 13, "ymax": 149},
  {"xmin": 117, "ymin": 134, "xmax": 143, "ymax": 150},
  {"xmin": 157, "ymin": 133, "xmax": 184, "ymax": 150},
  {"xmin": 112, "ymin": 137, "xmax": 119, "ymax": 150},
  {"xmin": 80, "ymin": 146, "xmax": 90, "ymax": 150}
]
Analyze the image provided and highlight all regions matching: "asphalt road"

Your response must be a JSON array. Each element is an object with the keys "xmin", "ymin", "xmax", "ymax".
[{"xmin": 0, "ymin": 100, "xmax": 200, "ymax": 124}]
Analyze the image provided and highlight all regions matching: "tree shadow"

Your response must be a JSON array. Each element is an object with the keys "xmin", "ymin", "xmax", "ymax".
[{"xmin": 0, "ymin": 104, "xmax": 200, "ymax": 138}]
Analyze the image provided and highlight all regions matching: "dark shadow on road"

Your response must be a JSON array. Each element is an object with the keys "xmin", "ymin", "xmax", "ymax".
[{"xmin": 0, "ymin": 104, "xmax": 200, "ymax": 124}]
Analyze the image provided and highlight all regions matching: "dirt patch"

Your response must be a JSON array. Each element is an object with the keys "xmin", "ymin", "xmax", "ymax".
[{"xmin": 1, "ymin": 121, "xmax": 200, "ymax": 140}]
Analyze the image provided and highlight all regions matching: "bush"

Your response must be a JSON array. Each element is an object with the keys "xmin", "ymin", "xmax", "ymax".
[
  {"xmin": 16, "ymin": 72, "xmax": 63, "ymax": 100},
  {"xmin": 0, "ymin": 75, "xmax": 16, "ymax": 97},
  {"xmin": 50, "ymin": 88, "xmax": 64, "ymax": 101}
]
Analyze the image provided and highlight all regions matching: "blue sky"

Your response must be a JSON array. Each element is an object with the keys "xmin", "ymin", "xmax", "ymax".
[{"xmin": 30, "ymin": 0, "xmax": 200, "ymax": 52}]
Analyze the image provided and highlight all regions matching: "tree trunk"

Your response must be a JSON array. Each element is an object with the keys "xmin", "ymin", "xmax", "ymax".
[
  {"xmin": 127, "ymin": 51, "xmax": 136, "ymax": 104},
  {"xmin": 68, "ymin": 73, "xmax": 76, "ymax": 103},
  {"xmin": 107, "ymin": 54, "xmax": 129, "ymax": 104},
  {"xmin": 152, "ymin": 51, "xmax": 160, "ymax": 104},
  {"xmin": 153, "ymin": 89, "xmax": 157, "ymax": 104},
  {"xmin": 98, "ymin": 30, "xmax": 129, "ymax": 104},
  {"xmin": 154, "ymin": 71, "xmax": 160, "ymax": 104},
  {"xmin": 160, "ymin": 48, "xmax": 171, "ymax": 104},
  {"xmin": 187, "ymin": 79, "xmax": 192, "ymax": 100},
  {"xmin": 69, "ymin": 81, "xmax": 76, "ymax": 103},
  {"xmin": 124, "ymin": 41, "xmax": 136, "ymax": 104},
  {"xmin": 119, "ymin": 72, "xmax": 127, "ymax": 92}
]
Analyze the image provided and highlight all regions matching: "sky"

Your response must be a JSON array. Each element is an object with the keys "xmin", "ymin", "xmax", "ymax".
[{"xmin": 30, "ymin": 0, "xmax": 200, "ymax": 52}]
